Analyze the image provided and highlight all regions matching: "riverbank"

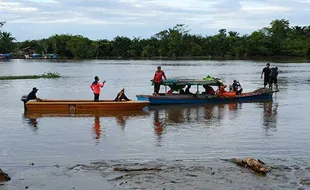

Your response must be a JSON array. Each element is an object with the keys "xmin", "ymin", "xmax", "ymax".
[
  {"xmin": 3, "ymin": 56, "xmax": 310, "ymax": 62},
  {"xmin": 2, "ymin": 158, "xmax": 310, "ymax": 190}
]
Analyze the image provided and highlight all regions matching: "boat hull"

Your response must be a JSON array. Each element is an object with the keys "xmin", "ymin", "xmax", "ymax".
[
  {"xmin": 25, "ymin": 100, "xmax": 149, "ymax": 113},
  {"xmin": 136, "ymin": 93, "xmax": 273, "ymax": 105},
  {"xmin": 24, "ymin": 109, "xmax": 149, "ymax": 118}
]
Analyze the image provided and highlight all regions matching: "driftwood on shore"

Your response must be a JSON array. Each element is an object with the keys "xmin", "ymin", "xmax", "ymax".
[
  {"xmin": 0, "ymin": 168, "xmax": 11, "ymax": 182},
  {"xmin": 222, "ymin": 157, "xmax": 269, "ymax": 174}
]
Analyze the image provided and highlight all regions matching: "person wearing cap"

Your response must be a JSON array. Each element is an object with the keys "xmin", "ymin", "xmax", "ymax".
[
  {"xmin": 269, "ymin": 67, "xmax": 279, "ymax": 90},
  {"xmin": 26, "ymin": 87, "xmax": 40, "ymax": 102},
  {"xmin": 114, "ymin": 88, "xmax": 131, "ymax": 101},
  {"xmin": 153, "ymin": 66, "xmax": 167, "ymax": 96},
  {"xmin": 261, "ymin": 63, "xmax": 271, "ymax": 89},
  {"xmin": 90, "ymin": 76, "xmax": 106, "ymax": 102}
]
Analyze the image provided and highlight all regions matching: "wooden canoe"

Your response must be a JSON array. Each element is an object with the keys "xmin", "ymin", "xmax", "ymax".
[{"xmin": 24, "ymin": 99, "xmax": 149, "ymax": 113}]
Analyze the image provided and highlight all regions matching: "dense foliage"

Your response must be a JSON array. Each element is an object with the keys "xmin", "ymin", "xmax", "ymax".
[{"xmin": 1, "ymin": 19, "xmax": 310, "ymax": 58}]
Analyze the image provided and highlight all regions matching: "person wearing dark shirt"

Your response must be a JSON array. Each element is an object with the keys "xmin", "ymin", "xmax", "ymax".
[
  {"xmin": 203, "ymin": 85, "xmax": 215, "ymax": 95},
  {"xmin": 230, "ymin": 80, "xmax": 243, "ymax": 95},
  {"xmin": 114, "ymin": 88, "xmax": 131, "ymax": 101},
  {"xmin": 261, "ymin": 63, "xmax": 271, "ymax": 89},
  {"xmin": 26, "ymin": 87, "xmax": 39, "ymax": 102},
  {"xmin": 269, "ymin": 67, "xmax": 279, "ymax": 90},
  {"xmin": 185, "ymin": 85, "xmax": 193, "ymax": 94}
]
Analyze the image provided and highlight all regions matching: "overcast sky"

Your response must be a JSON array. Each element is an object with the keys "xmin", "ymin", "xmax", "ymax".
[{"xmin": 1, "ymin": 0, "xmax": 310, "ymax": 41}]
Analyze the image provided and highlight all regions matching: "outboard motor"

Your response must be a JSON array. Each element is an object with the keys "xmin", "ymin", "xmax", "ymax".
[{"xmin": 21, "ymin": 95, "xmax": 27, "ymax": 110}]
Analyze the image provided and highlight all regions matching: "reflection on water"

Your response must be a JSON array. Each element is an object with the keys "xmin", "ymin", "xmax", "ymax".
[
  {"xmin": 149, "ymin": 103, "xmax": 243, "ymax": 126},
  {"xmin": 262, "ymin": 101, "xmax": 279, "ymax": 134},
  {"xmin": 22, "ymin": 115, "xmax": 39, "ymax": 134},
  {"xmin": 93, "ymin": 116, "xmax": 101, "ymax": 141},
  {"xmin": 153, "ymin": 110, "xmax": 165, "ymax": 146},
  {"xmin": 23, "ymin": 110, "xmax": 149, "ymax": 142}
]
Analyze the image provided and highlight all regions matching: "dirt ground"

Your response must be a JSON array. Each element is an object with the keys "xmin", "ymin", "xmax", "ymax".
[{"xmin": 2, "ymin": 158, "xmax": 310, "ymax": 190}]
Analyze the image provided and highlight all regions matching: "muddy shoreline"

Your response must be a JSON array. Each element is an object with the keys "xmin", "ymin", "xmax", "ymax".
[{"xmin": 2, "ymin": 158, "xmax": 310, "ymax": 190}]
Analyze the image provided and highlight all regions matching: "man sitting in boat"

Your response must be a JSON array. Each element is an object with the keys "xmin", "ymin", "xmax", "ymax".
[
  {"xmin": 184, "ymin": 85, "xmax": 194, "ymax": 94},
  {"xmin": 202, "ymin": 85, "xmax": 215, "ymax": 95},
  {"xmin": 167, "ymin": 85, "xmax": 185, "ymax": 94},
  {"xmin": 114, "ymin": 88, "xmax": 131, "ymax": 101},
  {"xmin": 21, "ymin": 87, "xmax": 41, "ymax": 109},
  {"xmin": 230, "ymin": 80, "xmax": 243, "ymax": 95}
]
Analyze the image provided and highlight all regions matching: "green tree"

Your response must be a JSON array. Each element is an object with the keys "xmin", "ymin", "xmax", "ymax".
[
  {"xmin": 111, "ymin": 36, "xmax": 132, "ymax": 57},
  {"xmin": 0, "ymin": 31, "xmax": 16, "ymax": 53},
  {"xmin": 66, "ymin": 35, "xmax": 95, "ymax": 58},
  {"xmin": 0, "ymin": 21, "xmax": 5, "ymax": 27},
  {"xmin": 265, "ymin": 19, "xmax": 290, "ymax": 55}
]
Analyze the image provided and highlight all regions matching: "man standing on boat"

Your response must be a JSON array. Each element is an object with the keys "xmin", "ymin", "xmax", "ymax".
[
  {"xmin": 269, "ymin": 67, "xmax": 279, "ymax": 91},
  {"xmin": 90, "ymin": 76, "xmax": 105, "ymax": 101},
  {"xmin": 261, "ymin": 63, "xmax": 271, "ymax": 89},
  {"xmin": 153, "ymin": 66, "xmax": 167, "ymax": 96}
]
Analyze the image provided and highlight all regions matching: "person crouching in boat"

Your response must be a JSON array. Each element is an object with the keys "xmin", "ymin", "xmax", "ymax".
[
  {"xmin": 153, "ymin": 66, "xmax": 167, "ymax": 96},
  {"xmin": 90, "ymin": 76, "xmax": 106, "ymax": 102},
  {"xmin": 202, "ymin": 85, "xmax": 215, "ymax": 95},
  {"xmin": 114, "ymin": 88, "xmax": 131, "ymax": 101},
  {"xmin": 21, "ymin": 87, "xmax": 41, "ymax": 110},
  {"xmin": 26, "ymin": 87, "xmax": 40, "ymax": 102},
  {"xmin": 22, "ymin": 87, "xmax": 41, "ymax": 102},
  {"xmin": 230, "ymin": 80, "xmax": 243, "ymax": 95},
  {"xmin": 216, "ymin": 84, "xmax": 227, "ymax": 95}
]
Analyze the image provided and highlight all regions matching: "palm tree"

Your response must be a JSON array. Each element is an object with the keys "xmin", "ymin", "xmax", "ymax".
[
  {"xmin": 0, "ymin": 31, "xmax": 16, "ymax": 53},
  {"xmin": 291, "ymin": 26, "xmax": 307, "ymax": 36},
  {"xmin": 0, "ymin": 21, "xmax": 5, "ymax": 27}
]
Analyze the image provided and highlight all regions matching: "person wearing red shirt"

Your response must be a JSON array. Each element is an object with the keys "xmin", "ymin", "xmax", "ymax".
[
  {"xmin": 90, "ymin": 76, "xmax": 106, "ymax": 101},
  {"xmin": 153, "ymin": 66, "xmax": 167, "ymax": 96}
]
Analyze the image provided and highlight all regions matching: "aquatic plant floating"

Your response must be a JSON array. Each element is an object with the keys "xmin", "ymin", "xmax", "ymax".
[{"xmin": 0, "ymin": 72, "xmax": 61, "ymax": 80}]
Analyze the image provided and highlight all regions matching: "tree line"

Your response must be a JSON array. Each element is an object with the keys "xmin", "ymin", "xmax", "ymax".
[{"xmin": 1, "ymin": 19, "xmax": 310, "ymax": 59}]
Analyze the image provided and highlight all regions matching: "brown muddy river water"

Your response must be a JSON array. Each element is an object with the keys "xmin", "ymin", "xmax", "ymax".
[{"xmin": 0, "ymin": 59, "xmax": 309, "ymax": 169}]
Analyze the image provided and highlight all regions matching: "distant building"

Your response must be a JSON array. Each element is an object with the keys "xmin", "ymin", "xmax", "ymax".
[
  {"xmin": 44, "ymin": 54, "xmax": 57, "ymax": 59},
  {"xmin": 0, "ymin": 53, "xmax": 11, "ymax": 59}
]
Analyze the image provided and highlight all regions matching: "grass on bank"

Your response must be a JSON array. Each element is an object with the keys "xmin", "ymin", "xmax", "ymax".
[{"xmin": 0, "ymin": 72, "xmax": 61, "ymax": 80}]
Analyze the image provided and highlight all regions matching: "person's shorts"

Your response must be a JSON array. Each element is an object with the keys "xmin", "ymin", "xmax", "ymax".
[
  {"xmin": 264, "ymin": 78, "xmax": 270, "ymax": 86},
  {"xmin": 270, "ymin": 77, "xmax": 277, "ymax": 84}
]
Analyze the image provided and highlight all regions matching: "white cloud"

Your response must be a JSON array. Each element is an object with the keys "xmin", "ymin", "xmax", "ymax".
[
  {"xmin": 1, "ymin": 0, "xmax": 309, "ymax": 41},
  {"xmin": 0, "ymin": 1, "xmax": 37, "ymax": 12}
]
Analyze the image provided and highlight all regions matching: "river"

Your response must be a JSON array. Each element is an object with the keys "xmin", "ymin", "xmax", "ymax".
[{"xmin": 0, "ymin": 59, "xmax": 310, "ymax": 187}]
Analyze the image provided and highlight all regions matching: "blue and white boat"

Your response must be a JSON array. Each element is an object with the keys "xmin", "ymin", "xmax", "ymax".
[
  {"xmin": 0, "ymin": 53, "xmax": 11, "ymax": 59},
  {"xmin": 136, "ymin": 77, "xmax": 274, "ymax": 105}
]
